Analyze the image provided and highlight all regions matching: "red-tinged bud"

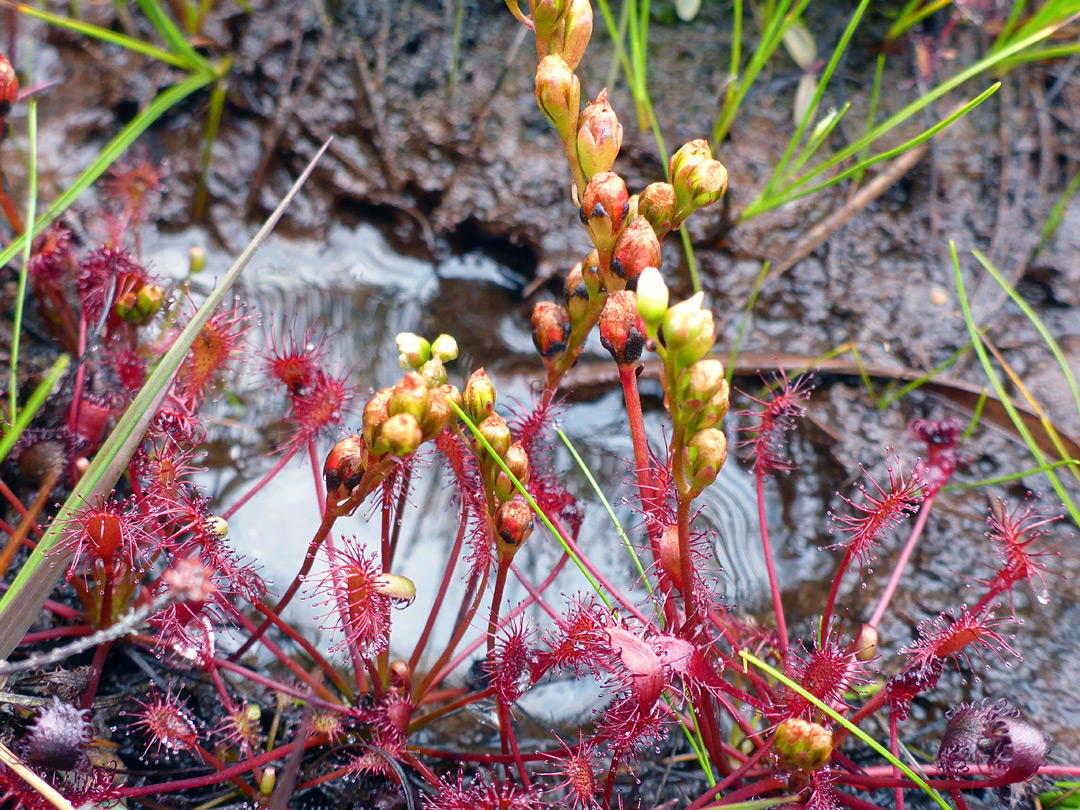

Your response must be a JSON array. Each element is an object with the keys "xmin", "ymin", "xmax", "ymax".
[
  {"xmin": 565, "ymin": 262, "xmax": 591, "ymax": 324},
  {"xmin": 418, "ymin": 356, "xmax": 447, "ymax": 388},
  {"xmin": 494, "ymin": 442, "xmax": 530, "ymax": 502},
  {"xmin": 363, "ymin": 387, "xmax": 394, "ymax": 449},
  {"xmin": 495, "ymin": 499, "xmax": 534, "ymax": 558},
  {"xmin": 388, "ymin": 372, "xmax": 430, "ymax": 421},
  {"xmin": 686, "ymin": 428, "xmax": 727, "ymax": 492},
  {"xmin": 609, "ymin": 217, "xmax": 660, "ymax": 291},
  {"xmin": 532, "ymin": 301, "xmax": 570, "ymax": 360},
  {"xmin": 133, "ymin": 284, "xmax": 164, "ymax": 321},
  {"xmin": 477, "ymin": 413, "xmax": 512, "ymax": 459},
  {"xmin": 661, "ymin": 292, "xmax": 715, "ymax": 368},
  {"xmin": 576, "ymin": 88, "xmax": 622, "ymax": 180},
  {"xmin": 441, "ymin": 383, "xmax": 463, "ymax": 413},
  {"xmin": 580, "ymin": 172, "xmax": 629, "ymax": 258},
  {"xmin": 0, "ymin": 53, "xmax": 17, "ymax": 117},
  {"xmin": 530, "ymin": 0, "xmax": 571, "ymax": 47},
  {"xmin": 324, "ymin": 434, "xmax": 368, "ymax": 503},
  {"xmin": 114, "ymin": 290, "xmax": 140, "ymax": 323},
  {"xmin": 396, "ymin": 332, "xmax": 430, "ymax": 370},
  {"xmin": 638, "ymin": 182, "xmax": 677, "ymax": 234},
  {"xmin": 658, "ymin": 524, "xmax": 684, "ymax": 592},
  {"xmin": 378, "ymin": 413, "xmax": 423, "ymax": 457},
  {"xmin": 854, "ymin": 624, "xmax": 878, "ymax": 662},
  {"xmin": 581, "ymin": 249, "xmax": 602, "ymax": 297},
  {"xmin": 547, "ymin": 0, "xmax": 592, "ymax": 70},
  {"xmin": 677, "ymin": 359, "xmax": 727, "ymax": 411},
  {"xmin": 464, "ymin": 368, "xmax": 496, "ymax": 424},
  {"xmin": 420, "ymin": 386, "xmax": 452, "ymax": 440},
  {"xmin": 669, "ymin": 140, "xmax": 712, "ymax": 196},
  {"xmin": 687, "ymin": 158, "xmax": 728, "ymax": 209},
  {"xmin": 535, "ymin": 54, "xmax": 580, "ymax": 137},
  {"xmin": 774, "ymin": 718, "xmax": 832, "ymax": 774},
  {"xmin": 599, "ymin": 290, "xmax": 646, "ymax": 366},
  {"xmin": 430, "ymin": 334, "xmax": 458, "ymax": 363}
]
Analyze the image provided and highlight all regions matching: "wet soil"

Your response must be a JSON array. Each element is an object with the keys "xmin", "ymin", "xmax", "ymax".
[{"xmin": 4, "ymin": 0, "xmax": 1080, "ymax": 792}]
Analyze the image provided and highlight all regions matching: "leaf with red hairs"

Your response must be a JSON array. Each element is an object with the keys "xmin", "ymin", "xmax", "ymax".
[{"xmin": 736, "ymin": 366, "xmax": 813, "ymax": 477}]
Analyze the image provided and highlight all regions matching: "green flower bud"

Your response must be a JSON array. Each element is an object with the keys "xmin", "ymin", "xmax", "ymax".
[
  {"xmin": 535, "ymin": 54, "xmax": 580, "ymax": 137},
  {"xmin": 677, "ymin": 359, "xmax": 727, "ymax": 411},
  {"xmin": 373, "ymin": 572, "xmax": 417, "ymax": 604},
  {"xmin": 464, "ymin": 368, "xmax": 496, "ymax": 424},
  {"xmin": 635, "ymin": 266, "xmax": 668, "ymax": 334},
  {"xmin": 136, "ymin": 284, "xmax": 164, "ymax": 319},
  {"xmin": 204, "ymin": 516, "xmax": 229, "ymax": 539},
  {"xmin": 691, "ymin": 383, "xmax": 730, "ymax": 433},
  {"xmin": 477, "ymin": 413, "xmax": 512, "ymax": 459},
  {"xmin": 547, "ymin": 0, "xmax": 592, "ymax": 70},
  {"xmin": 418, "ymin": 356, "xmax": 448, "ymax": 388},
  {"xmin": 565, "ymin": 262, "xmax": 591, "ymax": 325},
  {"xmin": 669, "ymin": 140, "xmax": 712, "ymax": 201},
  {"xmin": 430, "ymin": 334, "xmax": 459, "ymax": 362},
  {"xmin": 661, "ymin": 293, "xmax": 715, "ymax": 368},
  {"xmin": 529, "ymin": 0, "xmax": 571, "ymax": 47},
  {"xmin": 576, "ymin": 88, "xmax": 622, "ymax": 180},
  {"xmin": 396, "ymin": 332, "xmax": 431, "ymax": 370},
  {"xmin": 388, "ymin": 372, "xmax": 430, "ymax": 421},
  {"xmin": 774, "ymin": 718, "xmax": 833, "ymax": 774},
  {"xmin": 494, "ymin": 441, "xmax": 530, "ymax": 502},
  {"xmin": 362, "ymin": 388, "xmax": 394, "ymax": 449},
  {"xmin": 379, "ymin": 413, "xmax": 424, "ymax": 457},
  {"xmin": 580, "ymin": 171, "xmax": 630, "ymax": 258},
  {"xmin": 686, "ymin": 428, "xmax": 727, "ymax": 491},
  {"xmin": 687, "ymin": 158, "xmax": 728, "ymax": 209},
  {"xmin": 188, "ymin": 245, "xmax": 206, "ymax": 275},
  {"xmin": 581, "ymin": 249, "xmax": 602, "ymax": 297},
  {"xmin": 420, "ymin": 386, "xmax": 453, "ymax": 440}
]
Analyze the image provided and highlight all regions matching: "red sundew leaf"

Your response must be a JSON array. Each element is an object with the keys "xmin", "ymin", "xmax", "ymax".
[{"xmin": 606, "ymin": 626, "xmax": 664, "ymax": 711}]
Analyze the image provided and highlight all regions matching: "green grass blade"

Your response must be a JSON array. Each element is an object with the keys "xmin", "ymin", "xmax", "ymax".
[
  {"xmin": 960, "ymin": 389, "xmax": 987, "ymax": 442},
  {"xmin": 703, "ymin": 798, "xmax": 800, "ymax": 810},
  {"xmin": 0, "ymin": 355, "xmax": 70, "ymax": 466},
  {"xmin": 876, "ymin": 343, "xmax": 970, "ymax": 410},
  {"xmin": 944, "ymin": 459, "xmax": 1080, "ymax": 491},
  {"xmin": 8, "ymin": 2, "xmax": 191, "ymax": 68},
  {"xmin": 740, "ymin": 650, "xmax": 950, "ymax": 810},
  {"xmin": 763, "ymin": 0, "xmax": 870, "ymax": 197},
  {"xmin": 135, "ymin": 0, "xmax": 215, "ymax": 75},
  {"xmin": 1036, "ymin": 163, "xmax": 1080, "ymax": 257},
  {"xmin": 0, "ymin": 141, "xmax": 331, "ymax": 660},
  {"xmin": 788, "ymin": 101, "xmax": 851, "ymax": 178},
  {"xmin": 194, "ymin": 63, "xmax": 231, "ymax": 218},
  {"xmin": 9, "ymin": 99, "xmax": 36, "ymax": 424},
  {"xmin": 0, "ymin": 72, "xmax": 214, "ymax": 273},
  {"xmin": 952, "ymin": 241, "xmax": 1080, "ymax": 528},
  {"xmin": 851, "ymin": 53, "xmax": 886, "ymax": 188},
  {"xmin": 972, "ymin": 248, "xmax": 1080, "ymax": 428}
]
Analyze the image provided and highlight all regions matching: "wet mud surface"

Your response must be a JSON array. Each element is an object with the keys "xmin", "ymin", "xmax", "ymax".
[{"xmin": 5, "ymin": 0, "xmax": 1080, "ymax": 771}]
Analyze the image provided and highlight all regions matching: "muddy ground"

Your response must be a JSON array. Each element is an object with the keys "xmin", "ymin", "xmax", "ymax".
[{"xmin": 5, "ymin": 0, "xmax": 1080, "ymax": 788}]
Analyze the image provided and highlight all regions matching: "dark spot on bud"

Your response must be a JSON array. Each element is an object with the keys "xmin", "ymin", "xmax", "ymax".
[
  {"xmin": 344, "ymin": 471, "xmax": 364, "ymax": 491},
  {"xmin": 0, "ymin": 101, "xmax": 10, "ymax": 118},
  {"xmin": 500, "ymin": 529, "xmax": 523, "ymax": 547},
  {"xmin": 578, "ymin": 207, "xmax": 588, "ymax": 226},
  {"xmin": 532, "ymin": 333, "xmax": 567, "ymax": 359},
  {"xmin": 624, "ymin": 327, "xmax": 645, "ymax": 364},
  {"xmin": 567, "ymin": 282, "xmax": 589, "ymax": 302},
  {"xmin": 325, "ymin": 470, "xmax": 342, "ymax": 492},
  {"xmin": 610, "ymin": 257, "xmax": 625, "ymax": 279},
  {"xmin": 626, "ymin": 274, "xmax": 640, "ymax": 292},
  {"xmin": 590, "ymin": 201, "xmax": 609, "ymax": 221}
]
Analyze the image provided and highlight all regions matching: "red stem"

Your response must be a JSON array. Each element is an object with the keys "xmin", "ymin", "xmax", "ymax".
[
  {"xmin": 308, "ymin": 439, "xmax": 326, "ymax": 516},
  {"xmin": 221, "ymin": 444, "xmax": 300, "ymax": 520},
  {"xmin": 408, "ymin": 512, "xmax": 468, "ymax": 673},
  {"xmin": 686, "ymin": 741, "xmax": 775, "ymax": 810},
  {"xmin": 868, "ymin": 491, "xmax": 936, "ymax": 629},
  {"xmin": 756, "ymin": 468, "xmax": 788, "ymax": 664},
  {"xmin": 820, "ymin": 546, "xmax": 857, "ymax": 646},
  {"xmin": 120, "ymin": 742, "xmax": 303, "ymax": 797}
]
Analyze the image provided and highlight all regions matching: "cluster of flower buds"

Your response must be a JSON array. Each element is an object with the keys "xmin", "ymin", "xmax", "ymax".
[
  {"xmin": 324, "ymin": 334, "xmax": 462, "ymax": 508},
  {"xmin": 114, "ymin": 283, "xmax": 164, "ymax": 325},
  {"xmin": 462, "ymin": 369, "xmax": 535, "ymax": 560}
]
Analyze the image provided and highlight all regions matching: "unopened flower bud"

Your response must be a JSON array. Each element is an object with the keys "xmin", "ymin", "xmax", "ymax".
[
  {"xmin": 378, "ymin": 413, "xmax": 423, "ymax": 457},
  {"xmin": 495, "ymin": 499, "xmax": 534, "ymax": 558},
  {"xmin": 0, "ymin": 53, "xmax": 17, "ymax": 117},
  {"xmin": 529, "ymin": 0, "xmax": 571, "ymax": 46},
  {"xmin": 687, "ymin": 159, "xmax": 728, "ymax": 209},
  {"xmin": 576, "ymin": 89, "xmax": 622, "ymax": 180},
  {"xmin": 692, "ymin": 384, "xmax": 730, "ymax": 432},
  {"xmin": 535, "ymin": 54, "xmax": 580, "ymax": 137},
  {"xmin": 494, "ymin": 442, "xmax": 530, "ymax": 502},
  {"xmin": 580, "ymin": 172, "xmax": 629, "ymax": 257},
  {"xmin": 609, "ymin": 218, "xmax": 661, "ymax": 290},
  {"xmin": 477, "ymin": 413, "xmax": 512, "ymax": 459},
  {"xmin": 373, "ymin": 572, "xmax": 417, "ymax": 605},
  {"xmin": 420, "ymin": 386, "xmax": 453, "ymax": 440},
  {"xmin": 678, "ymin": 359, "xmax": 726, "ymax": 411},
  {"xmin": 363, "ymin": 388, "xmax": 394, "ymax": 449},
  {"xmin": 430, "ymin": 334, "xmax": 459, "ymax": 363},
  {"xmin": 204, "ymin": 516, "xmax": 229, "ymax": 538},
  {"xmin": 441, "ymin": 384, "xmax": 463, "ymax": 413},
  {"xmin": 532, "ymin": 301, "xmax": 570, "ymax": 360},
  {"xmin": 418, "ymin": 356, "xmax": 448, "ymax": 388},
  {"xmin": 396, "ymin": 332, "xmax": 431, "ymax": 370},
  {"xmin": 686, "ymin": 428, "xmax": 727, "ymax": 491},
  {"xmin": 581, "ymin": 250, "xmax": 602, "ymax": 297},
  {"xmin": 388, "ymin": 372, "xmax": 430, "ymax": 421},
  {"xmin": 637, "ymin": 182, "xmax": 677, "ymax": 234},
  {"xmin": 114, "ymin": 290, "xmax": 139, "ymax": 322},
  {"xmin": 136, "ymin": 284, "xmax": 164, "ymax": 319},
  {"xmin": 635, "ymin": 266, "xmax": 668, "ymax": 333},
  {"xmin": 599, "ymin": 290, "xmax": 646, "ymax": 366},
  {"xmin": 324, "ymin": 434, "xmax": 368, "ymax": 502},
  {"xmin": 774, "ymin": 718, "xmax": 832, "ymax": 773},
  {"xmin": 188, "ymin": 245, "xmax": 206, "ymax": 275},
  {"xmin": 260, "ymin": 767, "xmax": 276, "ymax": 795},
  {"xmin": 547, "ymin": 0, "xmax": 592, "ymax": 70},
  {"xmin": 853, "ymin": 624, "xmax": 878, "ymax": 662},
  {"xmin": 661, "ymin": 292, "xmax": 715, "ymax": 368},
  {"xmin": 464, "ymin": 368, "xmax": 496, "ymax": 424},
  {"xmin": 565, "ymin": 262, "xmax": 591, "ymax": 324},
  {"xmin": 669, "ymin": 140, "xmax": 712, "ymax": 196}
]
